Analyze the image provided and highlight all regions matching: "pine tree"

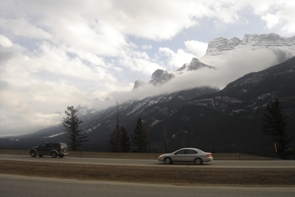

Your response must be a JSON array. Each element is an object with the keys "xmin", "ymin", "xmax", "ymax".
[
  {"xmin": 120, "ymin": 126, "xmax": 130, "ymax": 152},
  {"xmin": 132, "ymin": 118, "xmax": 149, "ymax": 152},
  {"xmin": 109, "ymin": 103, "xmax": 120, "ymax": 152},
  {"xmin": 162, "ymin": 126, "xmax": 168, "ymax": 152},
  {"xmin": 109, "ymin": 127, "xmax": 120, "ymax": 152},
  {"xmin": 62, "ymin": 106, "xmax": 88, "ymax": 151},
  {"xmin": 262, "ymin": 98, "xmax": 293, "ymax": 159}
]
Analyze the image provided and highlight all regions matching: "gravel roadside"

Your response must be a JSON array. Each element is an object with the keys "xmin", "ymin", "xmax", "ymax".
[{"xmin": 1, "ymin": 160, "xmax": 295, "ymax": 186}]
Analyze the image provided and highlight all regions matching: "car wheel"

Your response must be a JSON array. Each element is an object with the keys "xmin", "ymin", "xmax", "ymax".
[
  {"xmin": 164, "ymin": 157, "xmax": 172, "ymax": 164},
  {"xmin": 59, "ymin": 155, "xmax": 64, "ymax": 158},
  {"xmin": 39, "ymin": 155, "xmax": 43, "ymax": 157},
  {"xmin": 30, "ymin": 151, "xmax": 37, "ymax": 157},
  {"xmin": 194, "ymin": 158, "xmax": 203, "ymax": 165},
  {"xmin": 51, "ymin": 152, "xmax": 57, "ymax": 158}
]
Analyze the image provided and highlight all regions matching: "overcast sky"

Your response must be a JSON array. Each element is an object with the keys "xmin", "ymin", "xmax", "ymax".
[{"xmin": 1, "ymin": 0, "xmax": 295, "ymax": 137}]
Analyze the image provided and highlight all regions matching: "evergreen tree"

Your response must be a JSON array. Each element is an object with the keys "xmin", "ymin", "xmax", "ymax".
[
  {"xmin": 262, "ymin": 98, "xmax": 293, "ymax": 159},
  {"xmin": 162, "ymin": 126, "xmax": 168, "ymax": 152},
  {"xmin": 109, "ymin": 103, "xmax": 120, "ymax": 152},
  {"xmin": 120, "ymin": 126, "xmax": 130, "ymax": 152},
  {"xmin": 109, "ymin": 127, "xmax": 120, "ymax": 152},
  {"xmin": 62, "ymin": 106, "xmax": 88, "ymax": 151},
  {"xmin": 132, "ymin": 118, "xmax": 149, "ymax": 152}
]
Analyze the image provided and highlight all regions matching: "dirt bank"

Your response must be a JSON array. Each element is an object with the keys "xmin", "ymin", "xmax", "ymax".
[{"xmin": 1, "ymin": 160, "xmax": 294, "ymax": 186}]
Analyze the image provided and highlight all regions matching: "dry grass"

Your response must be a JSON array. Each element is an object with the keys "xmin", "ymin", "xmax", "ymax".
[{"xmin": 1, "ymin": 160, "xmax": 295, "ymax": 186}]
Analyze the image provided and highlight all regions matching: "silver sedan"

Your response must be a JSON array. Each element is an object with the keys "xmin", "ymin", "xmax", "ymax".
[{"xmin": 158, "ymin": 147, "xmax": 213, "ymax": 165}]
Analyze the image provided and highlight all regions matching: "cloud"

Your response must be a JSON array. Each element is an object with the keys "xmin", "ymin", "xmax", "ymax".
[
  {"xmin": 0, "ymin": 35, "xmax": 13, "ymax": 47},
  {"xmin": 142, "ymin": 45, "xmax": 152, "ymax": 50},
  {"xmin": 109, "ymin": 47, "xmax": 282, "ymax": 106},
  {"xmin": 158, "ymin": 47, "xmax": 195, "ymax": 70},
  {"xmin": 261, "ymin": 14, "xmax": 279, "ymax": 29},
  {"xmin": 184, "ymin": 40, "xmax": 208, "ymax": 58},
  {"xmin": 244, "ymin": 0, "xmax": 295, "ymax": 35},
  {"xmin": 1, "ymin": 0, "xmax": 295, "ymax": 136},
  {"xmin": 0, "ymin": 18, "xmax": 52, "ymax": 40}
]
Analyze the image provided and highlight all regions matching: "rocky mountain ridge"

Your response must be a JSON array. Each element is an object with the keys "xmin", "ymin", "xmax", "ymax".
[
  {"xmin": 205, "ymin": 33, "xmax": 295, "ymax": 56},
  {"xmin": 134, "ymin": 33, "xmax": 295, "ymax": 89}
]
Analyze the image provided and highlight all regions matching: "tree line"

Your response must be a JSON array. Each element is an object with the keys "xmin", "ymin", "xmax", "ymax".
[
  {"xmin": 62, "ymin": 105, "xmax": 150, "ymax": 153},
  {"xmin": 108, "ymin": 105, "xmax": 149, "ymax": 152},
  {"xmin": 62, "ymin": 97, "xmax": 293, "ymax": 159}
]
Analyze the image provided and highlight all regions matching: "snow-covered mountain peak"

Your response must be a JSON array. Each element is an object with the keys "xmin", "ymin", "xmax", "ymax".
[
  {"xmin": 150, "ymin": 69, "xmax": 174, "ymax": 86},
  {"xmin": 206, "ymin": 37, "xmax": 241, "ymax": 55},
  {"xmin": 241, "ymin": 33, "xmax": 295, "ymax": 46},
  {"xmin": 205, "ymin": 33, "xmax": 295, "ymax": 57},
  {"xmin": 177, "ymin": 58, "xmax": 215, "ymax": 72},
  {"xmin": 133, "ymin": 33, "xmax": 295, "ymax": 91}
]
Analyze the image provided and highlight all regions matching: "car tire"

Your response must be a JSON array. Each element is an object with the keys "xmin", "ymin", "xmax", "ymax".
[
  {"xmin": 39, "ymin": 155, "xmax": 43, "ymax": 157},
  {"xmin": 51, "ymin": 152, "xmax": 57, "ymax": 158},
  {"xmin": 59, "ymin": 155, "xmax": 64, "ymax": 158},
  {"xmin": 30, "ymin": 151, "xmax": 37, "ymax": 157},
  {"xmin": 194, "ymin": 158, "xmax": 203, "ymax": 165},
  {"xmin": 164, "ymin": 157, "xmax": 172, "ymax": 164}
]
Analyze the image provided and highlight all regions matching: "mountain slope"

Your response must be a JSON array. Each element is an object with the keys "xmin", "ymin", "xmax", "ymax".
[
  {"xmin": 0, "ymin": 87, "xmax": 218, "ymax": 150},
  {"xmin": 149, "ymin": 57, "xmax": 295, "ymax": 156}
]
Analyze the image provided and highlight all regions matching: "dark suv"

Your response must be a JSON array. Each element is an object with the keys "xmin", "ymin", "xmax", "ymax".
[{"xmin": 29, "ymin": 142, "xmax": 69, "ymax": 158}]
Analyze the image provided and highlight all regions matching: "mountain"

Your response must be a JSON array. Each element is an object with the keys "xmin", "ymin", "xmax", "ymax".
[
  {"xmin": 205, "ymin": 33, "xmax": 295, "ymax": 56},
  {"xmin": 149, "ymin": 57, "xmax": 295, "ymax": 156},
  {"xmin": 134, "ymin": 33, "xmax": 295, "ymax": 89},
  {"xmin": 133, "ymin": 57, "xmax": 214, "ymax": 89},
  {"xmin": 1, "ymin": 33, "xmax": 295, "ymax": 156},
  {"xmin": 201, "ymin": 33, "xmax": 295, "ymax": 66},
  {"xmin": 0, "ymin": 86, "xmax": 218, "ymax": 150}
]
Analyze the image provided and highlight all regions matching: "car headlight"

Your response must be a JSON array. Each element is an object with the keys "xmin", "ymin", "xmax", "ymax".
[{"xmin": 158, "ymin": 155, "xmax": 163, "ymax": 159}]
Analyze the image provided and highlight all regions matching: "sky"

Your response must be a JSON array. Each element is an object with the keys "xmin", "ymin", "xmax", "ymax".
[{"xmin": 1, "ymin": 0, "xmax": 295, "ymax": 137}]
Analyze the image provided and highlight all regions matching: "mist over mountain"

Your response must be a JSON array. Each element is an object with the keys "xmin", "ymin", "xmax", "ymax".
[
  {"xmin": 132, "ymin": 33, "xmax": 295, "ymax": 94},
  {"xmin": 1, "ymin": 33, "xmax": 295, "ymax": 156}
]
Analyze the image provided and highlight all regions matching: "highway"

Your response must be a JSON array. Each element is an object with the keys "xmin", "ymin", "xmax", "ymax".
[
  {"xmin": 1, "ymin": 174, "xmax": 295, "ymax": 197},
  {"xmin": 0, "ymin": 154, "xmax": 295, "ymax": 168},
  {"xmin": 1, "ymin": 154, "xmax": 295, "ymax": 196}
]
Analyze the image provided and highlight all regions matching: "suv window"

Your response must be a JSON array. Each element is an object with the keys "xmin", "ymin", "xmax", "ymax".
[
  {"xmin": 52, "ymin": 143, "xmax": 60, "ymax": 148},
  {"xmin": 39, "ymin": 143, "xmax": 47, "ymax": 148},
  {"xmin": 45, "ymin": 143, "xmax": 52, "ymax": 148}
]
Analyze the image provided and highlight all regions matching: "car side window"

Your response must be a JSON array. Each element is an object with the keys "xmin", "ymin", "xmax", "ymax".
[
  {"xmin": 175, "ymin": 150, "xmax": 186, "ymax": 154},
  {"xmin": 186, "ymin": 150, "xmax": 197, "ymax": 154},
  {"xmin": 39, "ymin": 143, "xmax": 47, "ymax": 148}
]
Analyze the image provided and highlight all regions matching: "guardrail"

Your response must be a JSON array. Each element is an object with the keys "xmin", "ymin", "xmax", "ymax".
[{"xmin": 0, "ymin": 149, "xmax": 276, "ymax": 160}]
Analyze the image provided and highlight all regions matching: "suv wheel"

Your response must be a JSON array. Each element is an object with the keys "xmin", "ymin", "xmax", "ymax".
[
  {"xmin": 30, "ymin": 151, "xmax": 37, "ymax": 157},
  {"xmin": 51, "ymin": 152, "xmax": 57, "ymax": 158}
]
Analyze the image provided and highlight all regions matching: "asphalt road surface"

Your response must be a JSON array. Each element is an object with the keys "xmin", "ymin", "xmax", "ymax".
[
  {"xmin": 0, "ymin": 154, "xmax": 295, "ymax": 168},
  {"xmin": 1, "ymin": 174, "xmax": 295, "ymax": 197}
]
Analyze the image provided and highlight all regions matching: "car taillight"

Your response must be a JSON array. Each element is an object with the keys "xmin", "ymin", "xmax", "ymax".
[
  {"xmin": 60, "ymin": 148, "xmax": 62, "ymax": 153},
  {"xmin": 206, "ymin": 153, "xmax": 211, "ymax": 157}
]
